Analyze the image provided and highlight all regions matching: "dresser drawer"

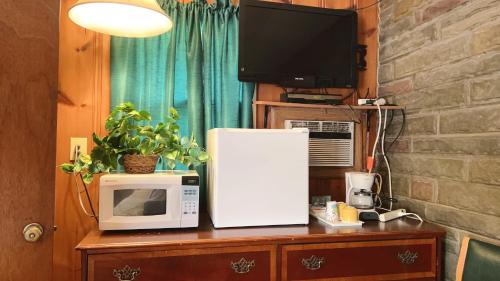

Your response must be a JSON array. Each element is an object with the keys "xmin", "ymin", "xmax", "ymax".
[
  {"xmin": 282, "ymin": 239, "xmax": 436, "ymax": 281},
  {"xmin": 88, "ymin": 245, "xmax": 276, "ymax": 281}
]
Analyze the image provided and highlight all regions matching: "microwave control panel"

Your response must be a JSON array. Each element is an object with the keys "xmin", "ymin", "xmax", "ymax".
[{"xmin": 182, "ymin": 187, "xmax": 199, "ymax": 216}]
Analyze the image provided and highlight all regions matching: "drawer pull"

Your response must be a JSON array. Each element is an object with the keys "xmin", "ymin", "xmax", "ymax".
[
  {"xmin": 398, "ymin": 250, "xmax": 418, "ymax": 265},
  {"xmin": 231, "ymin": 257, "xmax": 255, "ymax": 274},
  {"xmin": 113, "ymin": 265, "xmax": 141, "ymax": 281},
  {"xmin": 302, "ymin": 255, "xmax": 325, "ymax": 270}
]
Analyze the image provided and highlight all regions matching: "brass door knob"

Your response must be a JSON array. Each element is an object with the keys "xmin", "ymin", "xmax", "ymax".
[{"xmin": 23, "ymin": 223, "xmax": 44, "ymax": 242}]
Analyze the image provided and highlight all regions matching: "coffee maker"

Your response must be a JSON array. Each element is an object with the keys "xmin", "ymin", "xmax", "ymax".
[
  {"xmin": 345, "ymin": 172, "xmax": 379, "ymax": 221},
  {"xmin": 345, "ymin": 172, "xmax": 374, "ymax": 207}
]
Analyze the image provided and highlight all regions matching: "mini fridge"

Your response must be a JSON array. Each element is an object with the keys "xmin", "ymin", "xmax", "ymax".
[{"xmin": 207, "ymin": 128, "xmax": 309, "ymax": 228}]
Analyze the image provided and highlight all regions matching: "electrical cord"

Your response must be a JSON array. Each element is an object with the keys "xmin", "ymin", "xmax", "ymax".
[
  {"xmin": 386, "ymin": 109, "xmax": 406, "ymax": 153},
  {"xmin": 73, "ymin": 175, "xmax": 92, "ymax": 217},
  {"xmin": 374, "ymin": 173, "xmax": 383, "ymax": 208},
  {"xmin": 341, "ymin": 89, "xmax": 357, "ymax": 102},
  {"xmin": 356, "ymin": 0, "xmax": 383, "ymax": 10},
  {"xmin": 346, "ymin": 104, "xmax": 362, "ymax": 124},
  {"xmin": 74, "ymin": 174, "xmax": 99, "ymax": 223},
  {"xmin": 403, "ymin": 213, "xmax": 424, "ymax": 222},
  {"xmin": 381, "ymin": 109, "xmax": 393, "ymax": 211},
  {"xmin": 361, "ymin": 88, "xmax": 370, "ymax": 99},
  {"xmin": 369, "ymin": 103, "xmax": 382, "ymax": 174}
]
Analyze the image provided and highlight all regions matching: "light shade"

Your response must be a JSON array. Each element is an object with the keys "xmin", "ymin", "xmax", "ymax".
[{"xmin": 68, "ymin": 0, "xmax": 173, "ymax": 38}]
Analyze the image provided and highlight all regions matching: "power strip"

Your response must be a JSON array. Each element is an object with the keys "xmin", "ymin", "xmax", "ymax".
[
  {"xmin": 379, "ymin": 209, "xmax": 407, "ymax": 222},
  {"xmin": 357, "ymin": 98, "xmax": 387, "ymax": 106},
  {"xmin": 357, "ymin": 99, "xmax": 376, "ymax": 105}
]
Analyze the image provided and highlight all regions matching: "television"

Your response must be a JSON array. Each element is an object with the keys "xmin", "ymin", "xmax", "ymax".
[{"xmin": 238, "ymin": 0, "xmax": 358, "ymax": 89}]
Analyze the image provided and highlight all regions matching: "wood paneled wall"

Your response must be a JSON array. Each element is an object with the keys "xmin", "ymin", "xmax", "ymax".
[
  {"xmin": 53, "ymin": 0, "xmax": 379, "ymax": 279},
  {"xmin": 54, "ymin": 1, "xmax": 109, "ymax": 280}
]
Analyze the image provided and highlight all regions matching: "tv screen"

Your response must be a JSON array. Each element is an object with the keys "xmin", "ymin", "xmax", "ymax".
[{"xmin": 238, "ymin": 0, "xmax": 358, "ymax": 89}]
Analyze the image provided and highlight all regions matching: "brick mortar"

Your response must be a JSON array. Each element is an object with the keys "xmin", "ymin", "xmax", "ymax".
[
  {"xmin": 438, "ymin": 101, "xmax": 500, "ymax": 112},
  {"xmin": 464, "ymin": 156, "xmax": 471, "ymax": 182},
  {"xmin": 411, "ymin": 132, "xmax": 500, "ymax": 138},
  {"xmin": 389, "ymin": 152, "xmax": 470, "ymax": 161}
]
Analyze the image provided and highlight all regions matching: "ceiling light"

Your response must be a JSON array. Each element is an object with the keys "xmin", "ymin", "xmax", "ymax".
[{"xmin": 68, "ymin": 0, "xmax": 173, "ymax": 38}]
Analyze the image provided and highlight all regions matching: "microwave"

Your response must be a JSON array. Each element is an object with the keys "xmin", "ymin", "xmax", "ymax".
[{"xmin": 99, "ymin": 171, "xmax": 199, "ymax": 230}]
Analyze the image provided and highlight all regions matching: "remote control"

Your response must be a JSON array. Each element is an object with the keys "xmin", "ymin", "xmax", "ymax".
[{"xmin": 379, "ymin": 209, "xmax": 406, "ymax": 222}]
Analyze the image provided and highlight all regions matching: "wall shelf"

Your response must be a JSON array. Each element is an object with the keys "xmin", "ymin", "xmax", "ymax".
[{"xmin": 254, "ymin": 101, "xmax": 403, "ymax": 110}]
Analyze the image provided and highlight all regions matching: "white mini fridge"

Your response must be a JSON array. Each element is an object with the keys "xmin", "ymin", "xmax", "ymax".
[{"xmin": 207, "ymin": 128, "xmax": 309, "ymax": 228}]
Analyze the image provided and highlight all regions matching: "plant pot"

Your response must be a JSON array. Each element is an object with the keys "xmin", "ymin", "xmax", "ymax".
[{"xmin": 123, "ymin": 154, "xmax": 159, "ymax": 174}]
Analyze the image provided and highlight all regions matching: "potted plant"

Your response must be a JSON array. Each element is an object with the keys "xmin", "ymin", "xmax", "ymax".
[{"xmin": 60, "ymin": 102, "xmax": 208, "ymax": 185}]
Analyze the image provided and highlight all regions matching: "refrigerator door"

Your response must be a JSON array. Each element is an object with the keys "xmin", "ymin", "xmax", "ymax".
[{"xmin": 208, "ymin": 128, "xmax": 309, "ymax": 228}]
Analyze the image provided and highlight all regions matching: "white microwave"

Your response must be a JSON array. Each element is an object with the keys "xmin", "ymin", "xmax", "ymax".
[{"xmin": 99, "ymin": 171, "xmax": 199, "ymax": 230}]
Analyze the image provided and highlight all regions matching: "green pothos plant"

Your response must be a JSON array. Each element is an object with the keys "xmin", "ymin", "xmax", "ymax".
[{"xmin": 59, "ymin": 102, "xmax": 208, "ymax": 185}]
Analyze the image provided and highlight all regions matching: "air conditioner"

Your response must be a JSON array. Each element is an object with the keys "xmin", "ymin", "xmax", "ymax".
[{"xmin": 284, "ymin": 120, "xmax": 354, "ymax": 167}]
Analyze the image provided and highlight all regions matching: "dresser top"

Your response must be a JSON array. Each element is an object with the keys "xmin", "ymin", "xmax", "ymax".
[{"xmin": 77, "ymin": 215, "xmax": 445, "ymax": 252}]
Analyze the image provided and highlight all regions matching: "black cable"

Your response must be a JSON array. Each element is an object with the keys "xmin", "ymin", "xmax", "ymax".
[
  {"xmin": 356, "ymin": 0, "xmax": 383, "ymax": 11},
  {"xmin": 79, "ymin": 174, "xmax": 99, "ymax": 223},
  {"xmin": 342, "ymin": 89, "xmax": 357, "ymax": 102},
  {"xmin": 345, "ymin": 104, "xmax": 361, "ymax": 124},
  {"xmin": 386, "ymin": 109, "xmax": 405, "ymax": 153},
  {"xmin": 362, "ymin": 88, "xmax": 370, "ymax": 99}
]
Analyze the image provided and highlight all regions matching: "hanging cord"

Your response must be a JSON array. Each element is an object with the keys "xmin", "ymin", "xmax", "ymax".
[
  {"xmin": 74, "ymin": 174, "xmax": 99, "ymax": 223},
  {"xmin": 356, "ymin": 0, "xmax": 383, "ymax": 10},
  {"xmin": 346, "ymin": 104, "xmax": 362, "ymax": 124},
  {"xmin": 341, "ymin": 89, "xmax": 357, "ymax": 102},
  {"xmin": 374, "ymin": 173, "xmax": 383, "ymax": 208},
  {"xmin": 381, "ymin": 109, "xmax": 393, "ymax": 211},
  {"xmin": 361, "ymin": 88, "xmax": 370, "ymax": 99},
  {"xmin": 368, "ymin": 103, "xmax": 382, "ymax": 174},
  {"xmin": 386, "ymin": 109, "xmax": 406, "ymax": 153}
]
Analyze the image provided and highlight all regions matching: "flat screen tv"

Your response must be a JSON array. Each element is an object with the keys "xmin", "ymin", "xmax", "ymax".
[{"xmin": 238, "ymin": 0, "xmax": 358, "ymax": 89}]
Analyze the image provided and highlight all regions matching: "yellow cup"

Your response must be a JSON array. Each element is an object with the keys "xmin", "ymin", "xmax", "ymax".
[
  {"xmin": 341, "ymin": 206, "xmax": 358, "ymax": 222},
  {"xmin": 337, "ymin": 202, "xmax": 347, "ymax": 217}
]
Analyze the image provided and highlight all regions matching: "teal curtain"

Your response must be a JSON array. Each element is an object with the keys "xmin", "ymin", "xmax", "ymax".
[
  {"xmin": 111, "ymin": 0, "xmax": 254, "ymax": 140},
  {"xmin": 110, "ymin": 0, "xmax": 254, "ymax": 201}
]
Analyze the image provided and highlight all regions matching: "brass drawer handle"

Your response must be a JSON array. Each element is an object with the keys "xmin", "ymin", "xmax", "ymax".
[
  {"xmin": 231, "ymin": 257, "xmax": 255, "ymax": 274},
  {"xmin": 398, "ymin": 250, "xmax": 418, "ymax": 264},
  {"xmin": 302, "ymin": 255, "xmax": 325, "ymax": 270},
  {"xmin": 113, "ymin": 265, "xmax": 141, "ymax": 281}
]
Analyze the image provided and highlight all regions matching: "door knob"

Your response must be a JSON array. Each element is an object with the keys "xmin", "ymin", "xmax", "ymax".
[{"xmin": 23, "ymin": 223, "xmax": 44, "ymax": 242}]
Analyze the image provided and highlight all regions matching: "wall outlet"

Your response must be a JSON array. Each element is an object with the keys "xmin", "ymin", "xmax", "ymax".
[{"xmin": 70, "ymin": 137, "xmax": 87, "ymax": 161}]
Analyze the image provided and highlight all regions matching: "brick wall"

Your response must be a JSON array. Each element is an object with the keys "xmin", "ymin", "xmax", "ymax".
[{"xmin": 377, "ymin": 0, "xmax": 500, "ymax": 280}]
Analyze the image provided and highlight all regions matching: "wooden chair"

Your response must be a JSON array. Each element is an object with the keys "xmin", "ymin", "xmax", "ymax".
[{"xmin": 456, "ymin": 236, "xmax": 500, "ymax": 281}]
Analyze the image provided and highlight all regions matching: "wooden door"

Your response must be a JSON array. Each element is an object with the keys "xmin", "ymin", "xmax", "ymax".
[{"xmin": 0, "ymin": 1, "xmax": 59, "ymax": 280}]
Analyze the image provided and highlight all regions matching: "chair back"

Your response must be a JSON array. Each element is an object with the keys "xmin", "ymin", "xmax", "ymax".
[{"xmin": 456, "ymin": 237, "xmax": 500, "ymax": 281}]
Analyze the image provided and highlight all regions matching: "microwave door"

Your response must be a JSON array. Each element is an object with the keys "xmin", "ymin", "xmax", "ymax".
[
  {"xmin": 164, "ymin": 185, "xmax": 182, "ymax": 227},
  {"xmin": 100, "ymin": 184, "xmax": 182, "ymax": 230},
  {"xmin": 114, "ymin": 186, "xmax": 182, "ymax": 228}
]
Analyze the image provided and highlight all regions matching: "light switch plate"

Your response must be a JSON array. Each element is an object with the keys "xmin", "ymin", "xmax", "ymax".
[{"xmin": 70, "ymin": 137, "xmax": 87, "ymax": 160}]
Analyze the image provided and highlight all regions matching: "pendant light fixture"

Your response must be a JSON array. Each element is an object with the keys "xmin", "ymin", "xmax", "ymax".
[{"xmin": 68, "ymin": 0, "xmax": 173, "ymax": 38}]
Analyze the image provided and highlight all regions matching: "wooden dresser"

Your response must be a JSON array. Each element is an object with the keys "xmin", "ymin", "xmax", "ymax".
[{"xmin": 77, "ymin": 215, "xmax": 445, "ymax": 281}]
